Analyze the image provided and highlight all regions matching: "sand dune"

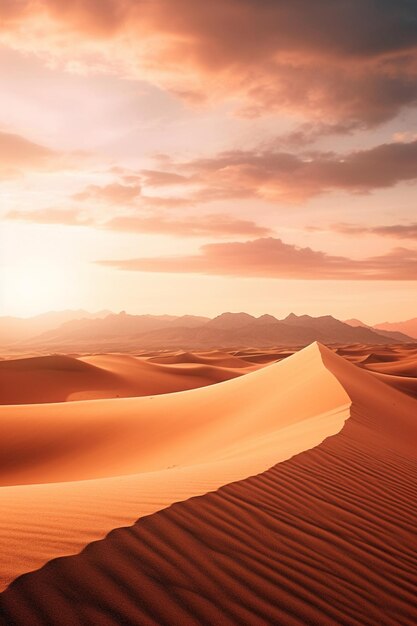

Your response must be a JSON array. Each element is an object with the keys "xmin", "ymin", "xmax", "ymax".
[
  {"xmin": 335, "ymin": 345, "xmax": 417, "ymax": 399},
  {"xmin": 0, "ymin": 343, "xmax": 416, "ymax": 624},
  {"xmin": 362, "ymin": 352, "xmax": 417, "ymax": 377},
  {"xmin": 0, "ymin": 343, "xmax": 349, "ymax": 592},
  {"xmin": 0, "ymin": 351, "xmax": 262, "ymax": 404},
  {"xmin": 357, "ymin": 347, "xmax": 417, "ymax": 400},
  {"xmin": 363, "ymin": 371, "xmax": 417, "ymax": 399},
  {"xmin": 145, "ymin": 349, "xmax": 254, "ymax": 368}
]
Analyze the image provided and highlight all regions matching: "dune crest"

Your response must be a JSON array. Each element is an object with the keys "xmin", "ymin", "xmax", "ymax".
[
  {"xmin": 0, "ymin": 342, "xmax": 349, "ymax": 591},
  {"xmin": 1, "ymin": 343, "xmax": 416, "ymax": 624}
]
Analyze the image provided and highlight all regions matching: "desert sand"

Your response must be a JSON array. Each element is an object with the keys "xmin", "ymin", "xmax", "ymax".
[
  {"xmin": 0, "ymin": 342, "xmax": 416, "ymax": 624},
  {"xmin": 0, "ymin": 351, "xmax": 262, "ymax": 404}
]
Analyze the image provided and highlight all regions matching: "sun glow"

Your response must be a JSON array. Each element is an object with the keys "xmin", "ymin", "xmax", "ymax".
[{"xmin": 1, "ymin": 262, "xmax": 76, "ymax": 317}]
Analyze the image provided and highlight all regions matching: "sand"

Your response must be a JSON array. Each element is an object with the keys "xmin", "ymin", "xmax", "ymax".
[
  {"xmin": 0, "ymin": 342, "xmax": 416, "ymax": 624},
  {"xmin": 336, "ymin": 344, "xmax": 417, "ymax": 400},
  {"xmin": 0, "ymin": 351, "xmax": 263, "ymax": 404}
]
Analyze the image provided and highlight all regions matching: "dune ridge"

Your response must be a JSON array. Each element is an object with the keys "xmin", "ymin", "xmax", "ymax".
[
  {"xmin": 0, "ymin": 344, "xmax": 416, "ymax": 624},
  {"xmin": 336, "ymin": 345, "xmax": 417, "ymax": 400},
  {"xmin": 0, "ymin": 351, "xmax": 263, "ymax": 405},
  {"xmin": 0, "ymin": 343, "xmax": 349, "ymax": 592}
]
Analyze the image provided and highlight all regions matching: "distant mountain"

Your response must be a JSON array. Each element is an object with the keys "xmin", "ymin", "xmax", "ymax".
[
  {"xmin": 7, "ymin": 310, "xmax": 413, "ymax": 352},
  {"xmin": 374, "ymin": 318, "xmax": 417, "ymax": 340},
  {"xmin": 281, "ymin": 313, "xmax": 410, "ymax": 345},
  {"xmin": 344, "ymin": 318, "xmax": 369, "ymax": 328},
  {"xmin": 35, "ymin": 312, "xmax": 181, "ymax": 343},
  {"xmin": 0, "ymin": 309, "xmax": 111, "ymax": 345},
  {"xmin": 205, "ymin": 312, "xmax": 257, "ymax": 329},
  {"xmin": 169, "ymin": 315, "xmax": 210, "ymax": 328},
  {"xmin": 344, "ymin": 317, "xmax": 414, "ymax": 342},
  {"xmin": 254, "ymin": 314, "xmax": 280, "ymax": 325},
  {"xmin": 128, "ymin": 318, "xmax": 318, "ymax": 350}
]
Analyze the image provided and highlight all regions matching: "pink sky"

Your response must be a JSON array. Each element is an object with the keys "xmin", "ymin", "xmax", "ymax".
[{"xmin": 1, "ymin": 1, "xmax": 416, "ymax": 323}]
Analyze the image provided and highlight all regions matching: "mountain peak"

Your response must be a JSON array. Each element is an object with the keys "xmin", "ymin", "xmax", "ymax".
[
  {"xmin": 344, "ymin": 318, "xmax": 369, "ymax": 328},
  {"xmin": 206, "ymin": 312, "xmax": 256, "ymax": 329},
  {"xmin": 285, "ymin": 312, "xmax": 298, "ymax": 320},
  {"xmin": 256, "ymin": 314, "xmax": 279, "ymax": 324}
]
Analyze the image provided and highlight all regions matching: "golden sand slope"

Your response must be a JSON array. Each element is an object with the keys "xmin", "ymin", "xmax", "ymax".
[
  {"xmin": 336, "ymin": 344, "xmax": 417, "ymax": 399},
  {"xmin": 1, "ymin": 344, "xmax": 416, "ymax": 624},
  {"xmin": 0, "ymin": 343, "xmax": 349, "ymax": 592},
  {"xmin": 0, "ymin": 351, "xmax": 263, "ymax": 404}
]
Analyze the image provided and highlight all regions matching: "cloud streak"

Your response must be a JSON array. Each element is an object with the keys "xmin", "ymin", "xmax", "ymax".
[
  {"xmin": 6, "ymin": 208, "xmax": 270, "ymax": 238},
  {"xmin": 0, "ymin": 131, "xmax": 60, "ymax": 179},
  {"xmin": 73, "ymin": 182, "xmax": 141, "ymax": 204},
  {"xmin": 105, "ymin": 214, "xmax": 271, "ymax": 237},
  {"xmin": 145, "ymin": 139, "xmax": 417, "ymax": 202},
  {"xmin": 97, "ymin": 237, "xmax": 417, "ymax": 281},
  {"xmin": 6, "ymin": 208, "xmax": 93, "ymax": 226},
  {"xmin": 330, "ymin": 222, "xmax": 417, "ymax": 239}
]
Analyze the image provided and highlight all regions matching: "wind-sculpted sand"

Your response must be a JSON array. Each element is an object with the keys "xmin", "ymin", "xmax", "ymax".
[
  {"xmin": 0, "ymin": 342, "xmax": 416, "ymax": 624},
  {"xmin": 0, "ymin": 351, "xmax": 264, "ymax": 404},
  {"xmin": 336, "ymin": 344, "xmax": 417, "ymax": 400}
]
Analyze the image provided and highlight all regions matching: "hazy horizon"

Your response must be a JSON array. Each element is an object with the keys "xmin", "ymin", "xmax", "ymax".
[{"xmin": 2, "ymin": 306, "xmax": 416, "ymax": 328}]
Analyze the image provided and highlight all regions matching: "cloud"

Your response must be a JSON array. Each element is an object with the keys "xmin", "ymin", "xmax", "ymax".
[
  {"xmin": 105, "ymin": 214, "xmax": 271, "ymax": 237},
  {"xmin": 2, "ymin": 1, "xmax": 416, "ymax": 128},
  {"xmin": 392, "ymin": 131, "xmax": 417, "ymax": 143},
  {"xmin": 140, "ymin": 196, "xmax": 194, "ymax": 209},
  {"xmin": 330, "ymin": 222, "xmax": 417, "ymax": 239},
  {"xmin": 71, "ymin": 179, "xmax": 194, "ymax": 208},
  {"xmin": 6, "ymin": 207, "xmax": 90, "ymax": 226},
  {"xmin": 96, "ymin": 237, "xmax": 417, "ymax": 281},
  {"xmin": 0, "ymin": 130, "xmax": 60, "ymax": 178},
  {"xmin": 86, "ymin": 138, "xmax": 417, "ymax": 206},
  {"xmin": 78, "ymin": 169, "xmax": 193, "ymax": 208},
  {"xmin": 140, "ymin": 170, "xmax": 191, "ymax": 187},
  {"xmin": 151, "ymin": 139, "xmax": 417, "ymax": 202},
  {"xmin": 271, "ymin": 121, "xmax": 360, "ymax": 148},
  {"xmin": 73, "ymin": 182, "xmax": 141, "ymax": 204},
  {"xmin": 8, "ymin": 1, "xmax": 416, "ymax": 60},
  {"xmin": 6, "ymin": 207, "xmax": 270, "ymax": 237}
]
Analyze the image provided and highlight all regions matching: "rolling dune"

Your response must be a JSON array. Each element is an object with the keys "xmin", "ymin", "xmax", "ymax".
[
  {"xmin": 337, "ymin": 345, "xmax": 417, "ymax": 399},
  {"xmin": 0, "ymin": 343, "xmax": 349, "ymax": 592},
  {"xmin": 0, "ymin": 351, "xmax": 262, "ymax": 404},
  {"xmin": 367, "ymin": 372, "xmax": 417, "ymax": 399},
  {"xmin": 0, "ymin": 343, "xmax": 416, "ymax": 624},
  {"xmin": 145, "ymin": 349, "xmax": 255, "ymax": 367}
]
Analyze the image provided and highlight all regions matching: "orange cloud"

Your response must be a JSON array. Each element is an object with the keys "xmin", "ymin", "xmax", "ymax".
[
  {"xmin": 330, "ymin": 223, "xmax": 417, "ymax": 239},
  {"xmin": 105, "ymin": 214, "xmax": 271, "ymax": 237},
  {"xmin": 2, "ymin": 1, "xmax": 416, "ymax": 128},
  {"xmin": 97, "ymin": 237, "xmax": 417, "ymax": 280},
  {"xmin": 140, "ymin": 170, "xmax": 191, "ymax": 186},
  {"xmin": 140, "ymin": 196, "xmax": 194, "ymax": 209},
  {"xmin": 77, "ymin": 138, "xmax": 417, "ymax": 206},
  {"xmin": 6, "ymin": 208, "xmax": 89, "ymax": 226},
  {"xmin": 0, "ymin": 130, "xmax": 58, "ymax": 178},
  {"xmin": 6, "ymin": 207, "xmax": 270, "ymax": 238},
  {"xmin": 73, "ymin": 182, "xmax": 141, "ymax": 204},
  {"xmin": 148, "ymin": 139, "xmax": 417, "ymax": 202}
]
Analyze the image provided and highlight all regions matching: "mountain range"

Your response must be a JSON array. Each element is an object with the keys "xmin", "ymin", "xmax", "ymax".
[
  {"xmin": 0, "ymin": 310, "xmax": 111, "ymax": 345},
  {"xmin": 1, "ymin": 310, "xmax": 415, "ymax": 352}
]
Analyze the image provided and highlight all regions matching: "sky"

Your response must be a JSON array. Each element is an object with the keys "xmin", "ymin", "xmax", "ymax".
[{"xmin": 0, "ymin": 0, "xmax": 416, "ymax": 323}]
